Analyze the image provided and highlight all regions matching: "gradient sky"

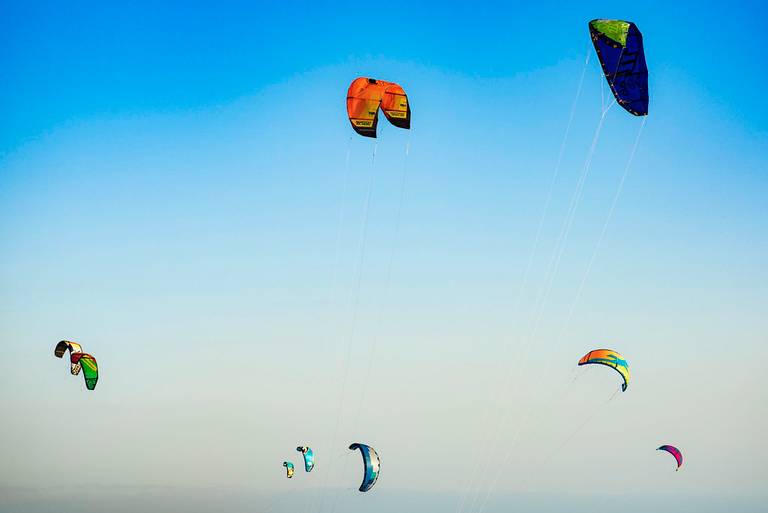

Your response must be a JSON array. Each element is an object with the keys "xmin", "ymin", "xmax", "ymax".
[{"xmin": 1, "ymin": 2, "xmax": 767, "ymax": 513}]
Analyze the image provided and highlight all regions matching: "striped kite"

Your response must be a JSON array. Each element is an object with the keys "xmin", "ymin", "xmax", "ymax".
[
  {"xmin": 70, "ymin": 353, "xmax": 98, "ymax": 390},
  {"xmin": 578, "ymin": 349, "xmax": 630, "ymax": 391}
]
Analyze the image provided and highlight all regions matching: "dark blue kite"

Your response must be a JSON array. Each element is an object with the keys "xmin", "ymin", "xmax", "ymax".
[{"xmin": 589, "ymin": 19, "xmax": 649, "ymax": 116}]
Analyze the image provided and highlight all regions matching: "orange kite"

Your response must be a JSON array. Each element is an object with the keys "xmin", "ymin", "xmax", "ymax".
[{"xmin": 346, "ymin": 77, "xmax": 410, "ymax": 138}]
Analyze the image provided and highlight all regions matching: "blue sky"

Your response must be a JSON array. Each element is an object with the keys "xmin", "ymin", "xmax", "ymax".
[
  {"xmin": 1, "ymin": 2, "xmax": 767, "ymax": 513},
  {"xmin": 2, "ymin": 0, "xmax": 767, "ymax": 149}
]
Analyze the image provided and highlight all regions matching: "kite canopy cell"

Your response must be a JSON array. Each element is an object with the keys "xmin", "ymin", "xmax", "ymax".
[
  {"xmin": 54, "ymin": 340, "xmax": 83, "ymax": 375},
  {"xmin": 578, "ymin": 349, "xmax": 630, "ymax": 391},
  {"xmin": 589, "ymin": 19, "xmax": 649, "ymax": 116},
  {"xmin": 349, "ymin": 442, "xmax": 380, "ymax": 492},
  {"xmin": 346, "ymin": 77, "xmax": 410, "ymax": 138},
  {"xmin": 657, "ymin": 445, "xmax": 683, "ymax": 470}
]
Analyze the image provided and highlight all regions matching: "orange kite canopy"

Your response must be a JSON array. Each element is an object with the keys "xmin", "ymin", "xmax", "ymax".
[{"xmin": 346, "ymin": 77, "xmax": 410, "ymax": 138}]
